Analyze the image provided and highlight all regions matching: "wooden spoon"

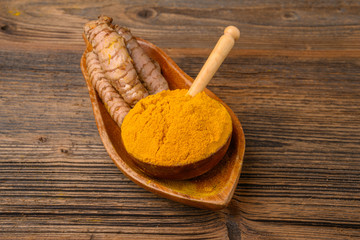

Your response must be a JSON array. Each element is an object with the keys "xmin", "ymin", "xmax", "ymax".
[
  {"xmin": 128, "ymin": 26, "xmax": 240, "ymax": 180},
  {"xmin": 80, "ymin": 28, "xmax": 245, "ymax": 210}
]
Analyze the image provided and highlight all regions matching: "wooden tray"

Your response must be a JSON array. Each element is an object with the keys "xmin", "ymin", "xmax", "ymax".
[{"xmin": 80, "ymin": 37, "xmax": 245, "ymax": 210}]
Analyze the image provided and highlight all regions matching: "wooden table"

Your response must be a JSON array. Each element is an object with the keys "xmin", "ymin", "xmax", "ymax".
[{"xmin": 1, "ymin": 1, "xmax": 359, "ymax": 239}]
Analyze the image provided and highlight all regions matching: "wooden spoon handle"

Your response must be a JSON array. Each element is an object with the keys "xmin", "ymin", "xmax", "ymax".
[{"xmin": 187, "ymin": 26, "xmax": 240, "ymax": 97}]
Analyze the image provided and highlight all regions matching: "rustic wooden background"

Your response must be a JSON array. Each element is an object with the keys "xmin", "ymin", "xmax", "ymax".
[{"xmin": 1, "ymin": 0, "xmax": 359, "ymax": 239}]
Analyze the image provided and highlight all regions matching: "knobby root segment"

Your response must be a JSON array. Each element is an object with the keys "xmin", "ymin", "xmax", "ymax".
[
  {"xmin": 113, "ymin": 25, "xmax": 169, "ymax": 95},
  {"xmin": 86, "ymin": 51, "xmax": 131, "ymax": 126}
]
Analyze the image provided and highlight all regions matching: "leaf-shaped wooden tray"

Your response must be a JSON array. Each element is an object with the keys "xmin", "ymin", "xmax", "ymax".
[{"xmin": 80, "ymin": 38, "xmax": 245, "ymax": 210}]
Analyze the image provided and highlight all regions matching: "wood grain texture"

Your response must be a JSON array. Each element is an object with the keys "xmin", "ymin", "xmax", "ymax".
[
  {"xmin": 1, "ymin": 0, "xmax": 360, "ymax": 239},
  {"xmin": 0, "ymin": 0, "xmax": 359, "ymax": 51}
]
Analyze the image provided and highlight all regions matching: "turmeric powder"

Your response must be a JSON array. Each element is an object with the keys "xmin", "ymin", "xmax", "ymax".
[{"xmin": 121, "ymin": 89, "xmax": 232, "ymax": 167}]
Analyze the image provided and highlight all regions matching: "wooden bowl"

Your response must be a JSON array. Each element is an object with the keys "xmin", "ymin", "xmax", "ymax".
[
  {"xmin": 80, "ymin": 37, "xmax": 245, "ymax": 210},
  {"xmin": 126, "ymin": 134, "xmax": 232, "ymax": 180}
]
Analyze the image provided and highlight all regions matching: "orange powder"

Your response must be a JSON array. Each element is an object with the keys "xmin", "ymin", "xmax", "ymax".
[{"xmin": 121, "ymin": 89, "xmax": 232, "ymax": 166}]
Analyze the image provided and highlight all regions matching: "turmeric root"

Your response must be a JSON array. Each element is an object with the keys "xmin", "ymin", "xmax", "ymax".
[
  {"xmin": 86, "ymin": 51, "xmax": 131, "ymax": 126},
  {"xmin": 113, "ymin": 25, "xmax": 169, "ymax": 94},
  {"xmin": 84, "ymin": 16, "xmax": 148, "ymax": 107}
]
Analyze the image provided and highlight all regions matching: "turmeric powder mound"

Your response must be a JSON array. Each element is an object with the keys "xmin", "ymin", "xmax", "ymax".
[{"xmin": 121, "ymin": 89, "xmax": 232, "ymax": 167}]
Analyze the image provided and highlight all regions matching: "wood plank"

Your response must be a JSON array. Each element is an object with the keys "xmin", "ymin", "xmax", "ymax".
[{"xmin": 0, "ymin": 0, "xmax": 359, "ymax": 50}]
